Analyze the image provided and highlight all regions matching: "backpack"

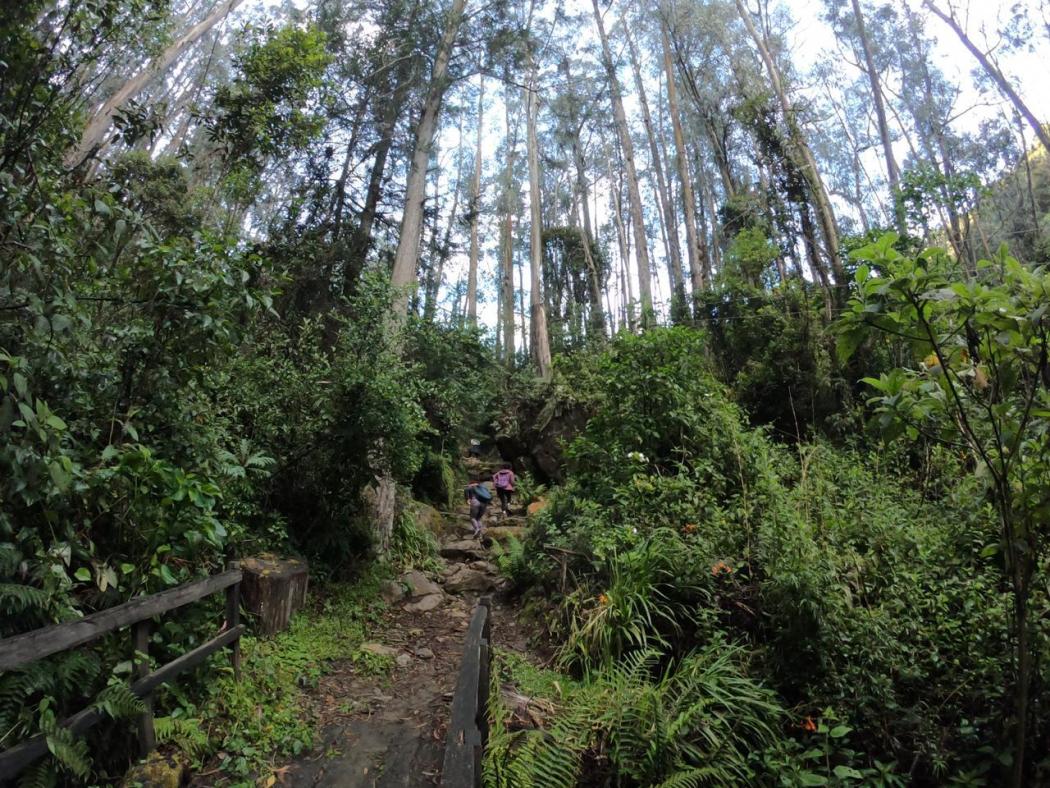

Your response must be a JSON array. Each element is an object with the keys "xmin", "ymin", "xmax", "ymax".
[
  {"xmin": 473, "ymin": 484, "xmax": 492, "ymax": 503},
  {"xmin": 494, "ymin": 469, "xmax": 514, "ymax": 489}
]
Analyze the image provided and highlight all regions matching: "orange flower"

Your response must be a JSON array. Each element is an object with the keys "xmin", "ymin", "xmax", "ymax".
[
  {"xmin": 682, "ymin": 523, "xmax": 698, "ymax": 534},
  {"xmin": 801, "ymin": 716, "xmax": 817, "ymax": 732},
  {"xmin": 710, "ymin": 561, "xmax": 733, "ymax": 576},
  {"xmin": 598, "ymin": 593, "xmax": 609, "ymax": 606}
]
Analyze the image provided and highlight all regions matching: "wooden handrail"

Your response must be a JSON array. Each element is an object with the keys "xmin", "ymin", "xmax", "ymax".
[
  {"xmin": 0, "ymin": 569, "xmax": 241, "ymax": 672},
  {"xmin": 0, "ymin": 569, "xmax": 243, "ymax": 780},
  {"xmin": 441, "ymin": 596, "xmax": 491, "ymax": 787}
]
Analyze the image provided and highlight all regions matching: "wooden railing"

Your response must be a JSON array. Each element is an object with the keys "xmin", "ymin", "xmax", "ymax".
[
  {"xmin": 441, "ymin": 596, "xmax": 491, "ymax": 788},
  {"xmin": 0, "ymin": 569, "xmax": 243, "ymax": 779}
]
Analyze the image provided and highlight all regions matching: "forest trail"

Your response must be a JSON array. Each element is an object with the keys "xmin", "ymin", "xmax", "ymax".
[{"xmin": 260, "ymin": 495, "xmax": 532, "ymax": 787}]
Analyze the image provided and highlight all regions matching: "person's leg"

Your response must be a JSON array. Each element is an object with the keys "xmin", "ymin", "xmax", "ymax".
[
  {"xmin": 469, "ymin": 501, "xmax": 482, "ymax": 536},
  {"xmin": 498, "ymin": 488, "xmax": 511, "ymax": 515},
  {"xmin": 477, "ymin": 503, "xmax": 489, "ymax": 536}
]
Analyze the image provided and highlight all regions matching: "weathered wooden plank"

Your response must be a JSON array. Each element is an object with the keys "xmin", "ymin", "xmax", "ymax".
[
  {"xmin": 226, "ymin": 581, "xmax": 242, "ymax": 680},
  {"xmin": 133, "ymin": 621, "xmax": 155, "ymax": 756},
  {"xmin": 0, "ymin": 625, "xmax": 244, "ymax": 778},
  {"xmin": 0, "ymin": 569, "xmax": 241, "ymax": 672},
  {"xmin": 441, "ymin": 599, "xmax": 490, "ymax": 788}
]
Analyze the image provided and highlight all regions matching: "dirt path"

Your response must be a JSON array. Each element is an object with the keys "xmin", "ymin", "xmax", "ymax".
[{"xmin": 276, "ymin": 509, "xmax": 530, "ymax": 787}]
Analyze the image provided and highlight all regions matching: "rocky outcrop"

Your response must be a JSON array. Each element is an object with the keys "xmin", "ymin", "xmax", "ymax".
[
  {"xmin": 404, "ymin": 593, "xmax": 444, "ymax": 613},
  {"xmin": 439, "ymin": 540, "xmax": 488, "ymax": 561},
  {"xmin": 442, "ymin": 565, "xmax": 499, "ymax": 593},
  {"xmin": 401, "ymin": 569, "xmax": 441, "ymax": 598}
]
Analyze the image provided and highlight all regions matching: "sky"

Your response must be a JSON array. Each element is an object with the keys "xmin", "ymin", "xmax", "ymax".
[
  {"xmin": 433, "ymin": 0, "xmax": 1050, "ymax": 338},
  {"xmin": 252, "ymin": 0, "xmax": 1050, "ymax": 338}
]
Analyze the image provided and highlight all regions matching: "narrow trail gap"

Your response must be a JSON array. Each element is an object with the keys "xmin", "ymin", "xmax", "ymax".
[{"xmin": 269, "ymin": 458, "xmax": 537, "ymax": 788}]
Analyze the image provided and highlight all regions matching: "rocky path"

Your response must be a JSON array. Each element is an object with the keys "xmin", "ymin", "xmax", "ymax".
[{"xmin": 276, "ymin": 509, "xmax": 530, "ymax": 787}]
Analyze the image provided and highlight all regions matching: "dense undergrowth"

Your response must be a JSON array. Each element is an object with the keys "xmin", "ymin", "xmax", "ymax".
[
  {"xmin": 485, "ymin": 293, "xmax": 1049, "ymax": 786},
  {"xmin": 153, "ymin": 566, "xmax": 391, "ymax": 784}
]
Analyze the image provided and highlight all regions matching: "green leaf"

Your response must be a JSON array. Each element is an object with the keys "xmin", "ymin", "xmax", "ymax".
[
  {"xmin": 829, "ymin": 725, "xmax": 850, "ymax": 738},
  {"xmin": 798, "ymin": 774, "xmax": 829, "ymax": 786},
  {"xmin": 45, "ymin": 414, "xmax": 67, "ymax": 431},
  {"xmin": 74, "ymin": 567, "xmax": 91, "ymax": 582},
  {"xmin": 833, "ymin": 765, "xmax": 864, "ymax": 780},
  {"xmin": 980, "ymin": 544, "xmax": 1000, "ymax": 558}
]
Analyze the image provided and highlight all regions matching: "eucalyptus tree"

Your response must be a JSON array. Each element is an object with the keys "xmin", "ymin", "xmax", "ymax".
[
  {"xmin": 68, "ymin": 0, "xmax": 247, "ymax": 168},
  {"xmin": 591, "ymin": 0, "xmax": 655, "ymax": 327}
]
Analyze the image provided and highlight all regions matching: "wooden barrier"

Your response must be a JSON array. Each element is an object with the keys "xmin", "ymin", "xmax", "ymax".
[
  {"xmin": 441, "ymin": 596, "xmax": 491, "ymax": 788},
  {"xmin": 0, "ymin": 569, "xmax": 243, "ymax": 779}
]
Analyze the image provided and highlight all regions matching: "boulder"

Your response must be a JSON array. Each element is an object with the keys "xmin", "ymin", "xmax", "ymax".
[
  {"xmin": 485, "ymin": 525, "xmax": 528, "ymax": 544},
  {"xmin": 395, "ymin": 653, "xmax": 412, "ymax": 668},
  {"xmin": 439, "ymin": 539, "xmax": 487, "ymax": 561},
  {"xmin": 405, "ymin": 593, "xmax": 444, "ymax": 613},
  {"xmin": 239, "ymin": 555, "xmax": 309, "ymax": 636},
  {"xmin": 380, "ymin": 580, "xmax": 405, "ymax": 603},
  {"xmin": 401, "ymin": 569, "xmax": 441, "ymax": 598},
  {"xmin": 122, "ymin": 751, "xmax": 186, "ymax": 788},
  {"xmin": 468, "ymin": 560, "xmax": 499, "ymax": 574},
  {"xmin": 360, "ymin": 642, "xmax": 398, "ymax": 658},
  {"xmin": 443, "ymin": 565, "xmax": 499, "ymax": 593},
  {"xmin": 414, "ymin": 646, "xmax": 435, "ymax": 660},
  {"xmin": 407, "ymin": 500, "xmax": 445, "ymax": 536}
]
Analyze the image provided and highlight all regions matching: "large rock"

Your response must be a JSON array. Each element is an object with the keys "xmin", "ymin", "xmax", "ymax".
[
  {"xmin": 360, "ymin": 642, "xmax": 398, "ymax": 658},
  {"xmin": 239, "ymin": 555, "xmax": 308, "ymax": 636},
  {"xmin": 122, "ymin": 752, "xmax": 185, "ymax": 788},
  {"xmin": 439, "ymin": 539, "xmax": 487, "ymax": 561},
  {"xmin": 407, "ymin": 500, "xmax": 445, "ymax": 536},
  {"xmin": 404, "ymin": 593, "xmax": 444, "ymax": 613},
  {"xmin": 443, "ymin": 565, "xmax": 499, "ymax": 593},
  {"xmin": 379, "ymin": 579, "xmax": 405, "ymax": 603},
  {"xmin": 485, "ymin": 525, "xmax": 528, "ymax": 544},
  {"xmin": 401, "ymin": 569, "xmax": 441, "ymax": 598}
]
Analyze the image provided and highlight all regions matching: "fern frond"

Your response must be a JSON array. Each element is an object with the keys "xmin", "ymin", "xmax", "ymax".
[
  {"xmin": 94, "ymin": 682, "xmax": 145, "ymax": 719},
  {"xmin": 40, "ymin": 717, "xmax": 91, "ymax": 780},
  {"xmin": 155, "ymin": 715, "xmax": 210, "ymax": 758},
  {"xmin": 18, "ymin": 759, "xmax": 57, "ymax": 788},
  {"xmin": 0, "ymin": 583, "xmax": 50, "ymax": 614}
]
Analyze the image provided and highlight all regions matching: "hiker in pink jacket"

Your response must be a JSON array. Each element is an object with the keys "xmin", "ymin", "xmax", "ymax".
[{"xmin": 492, "ymin": 462, "xmax": 516, "ymax": 517}]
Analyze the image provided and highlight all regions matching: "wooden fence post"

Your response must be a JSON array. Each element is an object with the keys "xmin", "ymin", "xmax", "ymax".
[
  {"xmin": 226, "ymin": 581, "xmax": 241, "ymax": 681},
  {"xmin": 132, "ymin": 621, "xmax": 155, "ymax": 756}
]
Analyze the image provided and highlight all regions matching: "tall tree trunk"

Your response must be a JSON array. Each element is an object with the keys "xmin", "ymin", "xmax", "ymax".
[
  {"xmin": 500, "ymin": 76, "xmax": 518, "ymax": 366},
  {"xmin": 925, "ymin": 0, "xmax": 1050, "ymax": 152},
  {"xmin": 591, "ymin": 0, "xmax": 654, "ymax": 326},
  {"xmin": 661, "ymin": 21, "xmax": 707, "ymax": 309},
  {"xmin": 623, "ymin": 21, "xmax": 686, "ymax": 321},
  {"xmin": 850, "ymin": 0, "xmax": 905, "ymax": 235},
  {"xmin": 390, "ymin": 0, "xmax": 468, "ymax": 314},
  {"xmin": 734, "ymin": 0, "xmax": 843, "ymax": 288},
  {"xmin": 425, "ymin": 110, "xmax": 467, "ymax": 321},
  {"xmin": 67, "ymin": 0, "xmax": 244, "ymax": 168},
  {"xmin": 526, "ymin": 63, "xmax": 553, "ymax": 379},
  {"xmin": 466, "ymin": 77, "xmax": 484, "ymax": 324},
  {"xmin": 560, "ymin": 57, "xmax": 605, "ymax": 339},
  {"xmin": 608, "ymin": 153, "xmax": 635, "ymax": 331}
]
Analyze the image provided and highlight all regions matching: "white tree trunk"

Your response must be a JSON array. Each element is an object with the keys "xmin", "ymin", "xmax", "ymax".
[
  {"xmin": 466, "ymin": 77, "xmax": 484, "ymax": 324},
  {"xmin": 661, "ymin": 22, "xmax": 707, "ymax": 303},
  {"xmin": 526, "ymin": 62, "xmax": 553, "ymax": 379},
  {"xmin": 591, "ymin": 0, "xmax": 654, "ymax": 325},
  {"xmin": 67, "ymin": 0, "xmax": 244, "ymax": 168},
  {"xmin": 390, "ymin": 0, "xmax": 468, "ymax": 314},
  {"xmin": 624, "ymin": 22, "xmax": 685, "ymax": 318},
  {"xmin": 735, "ymin": 0, "xmax": 843, "ymax": 286},
  {"xmin": 500, "ymin": 78, "xmax": 518, "ymax": 365}
]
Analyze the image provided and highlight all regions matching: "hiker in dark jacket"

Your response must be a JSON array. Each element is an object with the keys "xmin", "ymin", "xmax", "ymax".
[
  {"xmin": 492, "ymin": 462, "xmax": 516, "ymax": 517},
  {"xmin": 465, "ymin": 474, "xmax": 490, "ymax": 538}
]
